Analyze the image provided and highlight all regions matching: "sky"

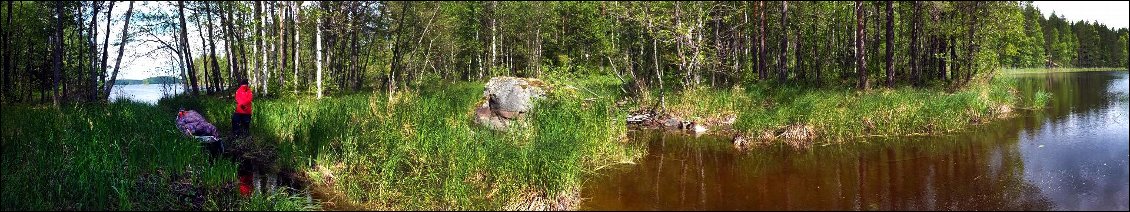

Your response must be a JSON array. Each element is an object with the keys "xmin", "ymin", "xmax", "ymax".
[
  {"xmin": 1031, "ymin": 1, "xmax": 1129, "ymax": 29},
  {"xmin": 108, "ymin": 1, "xmax": 1130, "ymax": 80},
  {"xmin": 106, "ymin": 1, "xmax": 230, "ymax": 80}
]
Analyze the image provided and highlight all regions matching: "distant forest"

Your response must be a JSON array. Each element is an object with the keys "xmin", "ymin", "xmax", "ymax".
[
  {"xmin": 113, "ymin": 76, "xmax": 184, "ymax": 85},
  {"xmin": 1, "ymin": 1, "xmax": 1127, "ymax": 105}
]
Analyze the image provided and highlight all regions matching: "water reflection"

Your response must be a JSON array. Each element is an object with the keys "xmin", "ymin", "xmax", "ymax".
[{"xmin": 581, "ymin": 71, "xmax": 1129, "ymax": 210}]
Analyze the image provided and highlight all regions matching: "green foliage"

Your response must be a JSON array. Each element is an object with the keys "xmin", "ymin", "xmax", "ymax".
[{"xmin": 242, "ymin": 189, "xmax": 321, "ymax": 211}]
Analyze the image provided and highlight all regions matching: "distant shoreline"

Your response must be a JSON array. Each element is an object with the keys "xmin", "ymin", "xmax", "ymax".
[{"xmin": 114, "ymin": 76, "xmax": 184, "ymax": 85}]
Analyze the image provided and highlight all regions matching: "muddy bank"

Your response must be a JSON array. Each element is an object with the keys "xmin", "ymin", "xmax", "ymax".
[
  {"xmin": 628, "ymin": 101, "xmax": 1018, "ymax": 151},
  {"xmin": 625, "ymin": 109, "xmax": 736, "ymax": 135}
]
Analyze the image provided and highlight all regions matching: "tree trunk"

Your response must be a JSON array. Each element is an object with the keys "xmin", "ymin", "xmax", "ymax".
[
  {"xmin": 86, "ymin": 1, "xmax": 102, "ymax": 101},
  {"xmin": 349, "ymin": 3, "xmax": 359, "ymax": 91},
  {"xmin": 962, "ymin": 2, "xmax": 982, "ymax": 86},
  {"xmin": 179, "ymin": 1, "xmax": 200, "ymax": 96},
  {"xmin": 104, "ymin": 1, "xmax": 135, "ymax": 99},
  {"xmin": 389, "ymin": 2, "xmax": 410, "ymax": 94},
  {"xmin": 221, "ymin": 2, "xmax": 237, "ymax": 87},
  {"xmin": 490, "ymin": 1, "xmax": 497, "ymax": 74},
  {"xmin": 52, "ymin": 1, "xmax": 63, "ymax": 106},
  {"xmin": 743, "ymin": 1, "xmax": 750, "ymax": 82},
  {"xmin": 645, "ymin": 5, "xmax": 665, "ymax": 112},
  {"xmin": 316, "ymin": 6, "xmax": 323, "ymax": 99},
  {"xmin": 3, "ymin": 1, "xmax": 12, "ymax": 101},
  {"xmin": 948, "ymin": 36, "xmax": 955, "ymax": 83},
  {"xmin": 674, "ymin": 2, "xmax": 686, "ymax": 87},
  {"xmin": 910, "ymin": 1, "xmax": 921, "ymax": 86},
  {"xmin": 195, "ymin": 7, "xmax": 212, "ymax": 95},
  {"xmin": 98, "ymin": 1, "xmax": 116, "ymax": 95},
  {"xmin": 276, "ymin": 1, "xmax": 285, "ymax": 93},
  {"xmin": 293, "ymin": 1, "xmax": 300, "ymax": 94},
  {"xmin": 856, "ymin": 0, "xmax": 869, "ymax": 91},
  {"xmin": 758, "ymin": 1, "xmax": 766, "ymax": 81},
  {"xmin": 257, "ymin": 1, "xmax": 266, "ymax": 95},
  {"xmin": 885, "ymin": 1, "xmax": 894, "ymax": 87},
  {"xmin": 237, "ymin": 5, "xmax": 249, "ymax": 83},
  {"xmin": 778, "ymin": 1, "xmax": 788, "ymax": 83},
  {"xmin": 207, "ymin": 2, "xmax": 222, "ymax": 93},
  {"xmin": 252, "ymin": 2, "xmax": 261, "ymax": 91}
]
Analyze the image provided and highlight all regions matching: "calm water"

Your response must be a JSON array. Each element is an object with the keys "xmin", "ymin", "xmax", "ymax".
[
  {"xmin": 109, "ymin": 84, "xmax": 183, "ymax": 104},
  {"xmin": 581, "ymin": 71, "xmax": 1129, "ymax": 210}
]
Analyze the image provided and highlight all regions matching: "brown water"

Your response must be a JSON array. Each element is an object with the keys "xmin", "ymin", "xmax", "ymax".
[{"xmin": 581, "ymin": 71, "xmax": 1129, "ymax": 210}]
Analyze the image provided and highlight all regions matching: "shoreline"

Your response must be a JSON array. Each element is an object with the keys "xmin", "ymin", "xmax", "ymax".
[
  {"xmin": 1001, "ymin": 67, "xmax": 1127, "ymax": 74},
  {"xmin": 635, "ymin": 76, "xmax": 1052, "ymax": 149}
]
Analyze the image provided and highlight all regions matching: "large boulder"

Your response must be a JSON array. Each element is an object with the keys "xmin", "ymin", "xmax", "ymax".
[
  {"xmin": 483, "ymin": 77, "xmax": 547, "ymax": 113},
  {"xmin": 474, "ymin": 77, "xmax": 549, "ymax": 131}
]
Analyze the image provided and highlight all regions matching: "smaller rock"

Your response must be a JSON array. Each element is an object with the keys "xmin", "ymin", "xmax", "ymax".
[
  {"xmin": 759, "ymin": 130, "xmax": 777, "ymax": 141},
  {"xmin": 690, "ymin": 122, "xmax": 708, "ymax": 134},
  {"xmin": 780, "ymin": 124, "xmax": 815, "ymax": 141},
  {"xmin": 994, "ymin": 105, "xmax": 1013, "ymax": 118},
  {"xmin": 497, "ymin": 110, "xmax": 521, "ymax": 119},
  {"xmin": 733, "ymin": 134, "xmax": 751, "ymax": 150},
  {"xmin": 720, "ymin": 114, "xmax": 737, "ymax": 125},
  {"xmin": 474, "ymin": 102, "xmax": 510, "ymax": 131},
  {"xmin": 663, "ymin": 118, "xmax": 682, "ymax": 129},
  {"xmin": 626, "ymin": 114, "xmax": 651, "ymax": 124},
  {"xmin": 780, "ymin": 124, "xmax": 815, "ymax": 149}
]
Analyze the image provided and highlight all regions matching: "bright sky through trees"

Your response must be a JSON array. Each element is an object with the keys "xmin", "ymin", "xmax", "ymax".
[{"xmin": 1032, "ymin": 1, "xmax": 1129, "ymax": 29}]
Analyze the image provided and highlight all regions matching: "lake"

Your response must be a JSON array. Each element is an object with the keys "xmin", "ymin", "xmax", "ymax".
[
  {"xmin": 109, "ymin": 84, "xmax": 184, "ymax": 104},
  {"xmin": 581, "ymin": 71, "xmax": 1129, "ymax": 210}
]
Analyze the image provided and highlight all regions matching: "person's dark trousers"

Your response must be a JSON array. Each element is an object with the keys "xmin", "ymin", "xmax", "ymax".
[{"xmin": 232, "ymin": 113, "xmax": 252, "ymax": 138}]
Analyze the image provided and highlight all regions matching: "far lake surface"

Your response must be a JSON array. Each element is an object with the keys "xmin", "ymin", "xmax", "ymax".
[{"xmin": 109, "ymin": 84, "xmax": 183, "ymax": 104}]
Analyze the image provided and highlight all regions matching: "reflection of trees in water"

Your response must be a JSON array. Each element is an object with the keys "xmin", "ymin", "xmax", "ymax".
[
  {"xmin": 1012, "ymin": 72, "xmax": 1128, "ymax": 210},
  {"xmin": 1017, "ymin": 72, "xmax": 1122, "ymax": 124},
  {"xmin": 585, "ymin": 122, "xmax": 1055, "ymax": 210}
]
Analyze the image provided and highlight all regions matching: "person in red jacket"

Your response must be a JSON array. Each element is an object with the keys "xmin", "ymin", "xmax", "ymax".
[{"xmin": 232, "ymin": 79, "xmax": 253, "ymax": 138}]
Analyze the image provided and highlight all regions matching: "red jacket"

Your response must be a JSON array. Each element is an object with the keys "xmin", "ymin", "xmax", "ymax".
[{"xmin": 235, "ymin": 85, "xmax": 253, "ymax": 114}]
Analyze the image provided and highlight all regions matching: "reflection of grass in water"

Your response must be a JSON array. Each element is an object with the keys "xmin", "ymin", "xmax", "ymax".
[{"xmin": 242, "ymin": 188, "xmax": 321, "ymax": 211}]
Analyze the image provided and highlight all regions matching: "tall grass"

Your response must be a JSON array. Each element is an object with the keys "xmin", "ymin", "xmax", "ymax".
[
  {"xmin": 1, "ymin": 100, "xmax": 247, "ymax": 210},
  {"xmin": 656, "ymin": 77, "xmax": 1045, "ymax": 143},
  {"xmin": 160, "ymin": 78, "xmax": 642, "ymax": 210}
]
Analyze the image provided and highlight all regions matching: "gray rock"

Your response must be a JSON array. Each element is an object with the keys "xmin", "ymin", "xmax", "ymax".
[
  {"xmin": 474, "ymin": 77, "xmax": 549, "ymax": 131},
  {"xmin": 483, "ymin": 77, "xmax": 547, "ymax": 113},
  {"xmin": 474, "ymin": 102, "xmax": 510, "ymax": 131},
  {"xmin": 663, "ymin": 118, "xmax": 682, "ymax": 128}
]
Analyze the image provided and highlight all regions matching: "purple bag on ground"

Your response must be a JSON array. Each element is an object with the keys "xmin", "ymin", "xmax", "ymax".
[{"xmin": 176, "ymin": 110, "xmax": 218, "ymax": 137}]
